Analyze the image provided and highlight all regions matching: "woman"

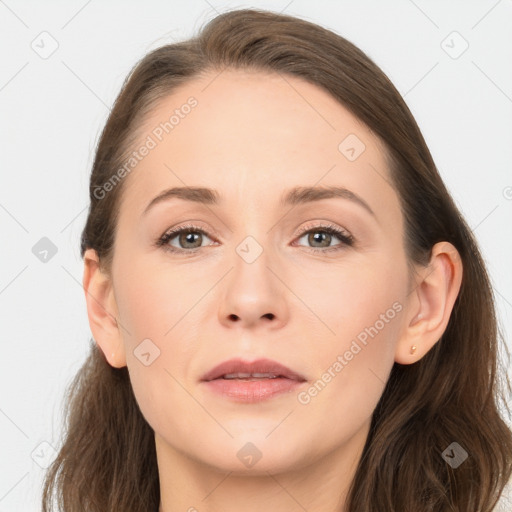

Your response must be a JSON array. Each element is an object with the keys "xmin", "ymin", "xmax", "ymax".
[{"xmin": 42, "ymin": 8, "xmax": 512, "ymax": 511}]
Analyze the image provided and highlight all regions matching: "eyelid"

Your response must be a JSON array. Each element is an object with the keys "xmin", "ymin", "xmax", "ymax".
[
  {"xmin": 156, "ymin": 220, "xmax": 354, "ymax": 254},
  {"xmin": 292, "ymin": 222, "xmax": 354, "ymax": 252},
  {"xmin": 159, "ymin": 220, "xmax": 351, "ymax": 240},
  {"xmin": 294, "ymin": 221, "xmax": 352, "ymax": 239},
  {"xmin": 160, "ymin": 221, "xmax": 220, "ymax": 241},
  {"xmin": 158, "ymin": 222, "xmax": 218, "ymax": 246}
]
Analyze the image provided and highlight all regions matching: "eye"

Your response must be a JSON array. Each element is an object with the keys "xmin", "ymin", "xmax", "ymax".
[
  {"xmin": 294, "ymin": 223, "xmax": 354, "ymax": 253},
  {"xmin": 155, "ymin": 222, "xmax": 354, "ymax": 256},
  {"xmin": 156, "ymin": 223, "xmax": 217, "ymax": 254}
]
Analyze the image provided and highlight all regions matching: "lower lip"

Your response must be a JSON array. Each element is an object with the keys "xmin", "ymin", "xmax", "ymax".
[{"xmin": 202, "ymin": 377, "xmax": 305, "ymax": 402}]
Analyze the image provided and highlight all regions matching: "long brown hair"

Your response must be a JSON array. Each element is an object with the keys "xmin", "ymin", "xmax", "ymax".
[{"xmin": 42, "ymin": 8, "xmax": 512, "ymax": 511}]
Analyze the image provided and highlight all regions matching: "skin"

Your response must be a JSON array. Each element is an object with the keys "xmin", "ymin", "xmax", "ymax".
[{"xmin": 83, "ymin": 69, "xmax": 462, "ymax": 512}]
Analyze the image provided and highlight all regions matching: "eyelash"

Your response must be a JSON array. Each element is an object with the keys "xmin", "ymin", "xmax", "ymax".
[{"xmin": 155, "ymin": 222, "xmax": 354, "ymax": 256}]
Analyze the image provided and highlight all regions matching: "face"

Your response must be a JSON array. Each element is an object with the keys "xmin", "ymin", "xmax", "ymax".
[{"xmin": 107, "ymin": 69, "xmax": 412, "ymax": 474}]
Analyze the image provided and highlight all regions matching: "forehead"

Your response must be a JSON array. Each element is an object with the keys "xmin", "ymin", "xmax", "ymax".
[{"xmin": 119, "ymin": 68, "xmax": 398, "ymax": 220}]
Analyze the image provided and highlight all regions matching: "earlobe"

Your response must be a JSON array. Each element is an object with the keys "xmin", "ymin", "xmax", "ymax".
[
  {"xmin": 395, "ymin": 242, "xmax": 463, "ymax": 364},
  {"xmin": 82, "ymin": 248, "xmax": 127, "ymax": 368}
]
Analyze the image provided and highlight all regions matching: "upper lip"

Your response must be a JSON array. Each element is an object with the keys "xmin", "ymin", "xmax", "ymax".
[{"xmin": 200, "ymin": 357, "xmax": 307, "ymax": 382}]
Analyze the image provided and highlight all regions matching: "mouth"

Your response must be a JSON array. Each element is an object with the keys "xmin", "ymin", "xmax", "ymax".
[
  {"xmin": 200, "ymin": 357, "xmax": 307, "ymax": 383},
  {"xmin": 200, "ymin": 358, "xmax": 307, "ymax": 403}
]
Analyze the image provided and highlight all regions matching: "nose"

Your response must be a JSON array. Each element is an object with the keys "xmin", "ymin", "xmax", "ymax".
[{"xmin": 217, "ymin": 246, "xmax": 289, "ymax": 330}]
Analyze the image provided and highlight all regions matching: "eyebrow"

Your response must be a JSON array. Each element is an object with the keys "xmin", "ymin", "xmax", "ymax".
[{"xmin": 142, "ymin": 185, "xmax": 375, "ymax": 216}]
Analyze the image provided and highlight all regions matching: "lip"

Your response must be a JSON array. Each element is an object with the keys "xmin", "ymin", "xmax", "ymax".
[
  {"xmin": 200, "ymin": 357, "xmax": 307, "ymax": 403},
  {"xmin": 200, "ymin": 357, "xmax": 307, "ymax": 382}
]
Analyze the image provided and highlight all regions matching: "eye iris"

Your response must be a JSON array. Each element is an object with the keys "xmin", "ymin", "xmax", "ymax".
[
  {"xmin": 309, "ymin": 231, "xmax": 331, "ymax": 248},
  {"xmin": 180, "ymin": 231, "xmax": 202, "ymax": 248}
]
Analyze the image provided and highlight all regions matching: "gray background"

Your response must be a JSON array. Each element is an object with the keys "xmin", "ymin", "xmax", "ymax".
[{"xmin": 1, "ymin": 0, "xmax": 511, "ymax": 510}]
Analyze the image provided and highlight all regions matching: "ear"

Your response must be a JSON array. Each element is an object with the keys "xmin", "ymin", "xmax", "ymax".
[
  {"xmin": 395, "ymin": 241, "xmax": 463, "ymax": 364},
  {"xmin": 82, "ymin": 248, "xmax": 126, "ymax": 368}
]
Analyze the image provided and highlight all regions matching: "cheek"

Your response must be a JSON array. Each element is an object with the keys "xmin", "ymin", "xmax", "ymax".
[
  {"xmin": 113, "ymin": 258, "xmax": 192, "ymax": 343},
  {"xmin": 112, "ymin": 262, "xmax": 201, "ymax": 431},
  {"xmin": 296, "ymin": 261, "xmax": 404, "ymax": 408},
  {"xmin": 112, "ymin": 256, "xmax": 205, "ymax": 391},
  {"xmin": 294, "ymin": 255, "xmax": 405, "ymax": 347}
]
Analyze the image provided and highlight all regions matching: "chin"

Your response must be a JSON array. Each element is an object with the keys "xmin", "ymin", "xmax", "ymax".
[{"xmin": 193, "ymin": 434, "xmax": 307, "ymax": 475}]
